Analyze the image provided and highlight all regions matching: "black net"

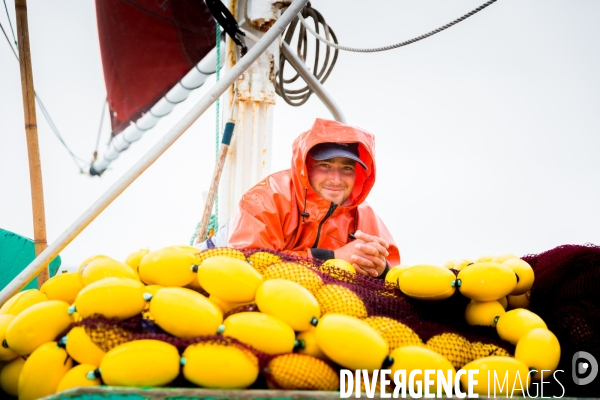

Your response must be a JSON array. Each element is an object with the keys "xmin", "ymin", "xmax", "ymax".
[{"xmin": 523, "ymin": 243, "xmax": 600, "ymax": 397}]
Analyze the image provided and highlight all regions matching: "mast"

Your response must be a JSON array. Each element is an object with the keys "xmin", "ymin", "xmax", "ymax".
[
  {"xmin": 15, "ymin": 0, "xmax": 49, "ymax": 287},
  {"xmin": 218, "ymin": 0, "xmax": 279, "ymax": 223}
]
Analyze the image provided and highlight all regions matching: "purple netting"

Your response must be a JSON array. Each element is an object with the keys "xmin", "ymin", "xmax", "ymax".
[
  {"xmin": 244, "ymin": 248, "xmax": 511, "ymax": 353},
  {"xmin": 523, "ymin": 243, "xmax": 600, "ymax": 397}
]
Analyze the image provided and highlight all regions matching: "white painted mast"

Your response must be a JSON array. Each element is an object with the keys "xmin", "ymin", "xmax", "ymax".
[{"xmin": 218, "ymin": 0, "xmax": 284, "ymax": 223}]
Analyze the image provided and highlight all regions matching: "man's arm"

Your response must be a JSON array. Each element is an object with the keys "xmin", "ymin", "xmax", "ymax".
[{"xmin": 226, "ymin": 178, "xmax": 313, "ymax": 259}]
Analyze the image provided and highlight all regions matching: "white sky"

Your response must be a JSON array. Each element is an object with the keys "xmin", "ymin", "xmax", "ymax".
[{"xmin": 1, "ymin": 0, "xmax": 599, "ymax": 274}]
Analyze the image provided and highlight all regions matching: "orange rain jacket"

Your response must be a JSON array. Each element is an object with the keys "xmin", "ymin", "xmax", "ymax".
[{"xmin": 227, "ymin": 118, "xmax": 400, "ymax": 267}]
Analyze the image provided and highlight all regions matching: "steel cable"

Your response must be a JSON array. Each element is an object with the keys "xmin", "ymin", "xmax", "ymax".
[
  {"xmin": 296, "ymin": 0, "xmax": 498, "ymax": 53},
  {"xmin": 276, "ymin": 4, "xmax": 338, "ymax": 107},
  {"xmin": 1, "ymin": 17, "xmax": 90, "ymax": 172}
]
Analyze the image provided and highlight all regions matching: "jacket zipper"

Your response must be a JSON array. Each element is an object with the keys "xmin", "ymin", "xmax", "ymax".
[{"xmin": 311, "ymin": 202, "xmax": 337, "ymax": 248}]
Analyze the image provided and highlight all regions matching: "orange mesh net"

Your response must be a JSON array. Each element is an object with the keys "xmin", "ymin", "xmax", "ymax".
[
  {"xmin": 364, "ymin": 316, "xmax": 424, "ymax": 349},
  {"xmin": 196, "ymin": 247, "xmax": 247, "ymax": 264},
  {"xmin": 247, "ymin": 251, "xmax": 284, "ymax": 273},
  {"xmin": 266, "ymin": 353, "xmax": 339, "ymax": 391},
  {"xmin": 82, "ymin": 317, "xmax": 134, "ymax": 353}
]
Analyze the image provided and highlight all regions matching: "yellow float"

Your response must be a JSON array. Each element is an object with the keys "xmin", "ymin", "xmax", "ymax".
[
  {"xmin": 196, "ymin": 256, "xmax": 263, "ymax": 302},
  {"xmin": 255, "ymin": 279, "xmax": 320, "ymax": 331}
]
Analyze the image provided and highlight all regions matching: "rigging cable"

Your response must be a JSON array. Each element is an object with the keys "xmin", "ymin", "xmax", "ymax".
[
  {"xmin": 296, "ymin": 0, "xmax": 498, "ymax": 53},
  {"xmin": 2, "ymin": 0, "xmax": 16, "ymax": 47},
  {"xmin": 92, "ymin": 98, "xmax": 108, "ymax": 163},
  {"xmin": 189, "ymin": 24, "xmax": 231, "ymax": 246},
  {"xmin": 275, "ymin": 0, "xmax": 497, "ymax": 106},
  {"xmin": 0, "ymin": 17, "xmax": 17, "ymax": 59},
  {"xmin": 214, "ymin": 22, "xmax": 221, "ymax": 231},
  {"xmin": 276, "ymin": 4, "xmax": 338, "ymax": 107},
  {"xmin": 0, "ymin": 18, "xmax": 90, "ymax": 172},
  {"xmin": 36, "ymin": 96, "xmax": 90, "ymax": 172}
]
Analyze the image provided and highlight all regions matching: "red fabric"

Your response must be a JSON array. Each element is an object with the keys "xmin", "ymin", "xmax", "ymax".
[
  {"xmin": 95, "ymin": 0, "xmax": 216, "ymax": 135},
  {"xmin": 227, "ymin": 119, "xmax": 401, "ymax": 266}
]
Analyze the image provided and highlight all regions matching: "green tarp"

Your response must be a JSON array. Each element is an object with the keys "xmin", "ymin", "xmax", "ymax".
[{"xmin": 0, "ymin": 228, "xmax": 61, "ymax": 291}]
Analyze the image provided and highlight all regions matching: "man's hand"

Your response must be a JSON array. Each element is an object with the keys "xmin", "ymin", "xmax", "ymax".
[
  {"xmin": 353, "ymin": 231, "xmax": 389, "ymax": 251},
  {"xmin": 334, "ymin": 230, "xmax": 389, "ymax": 277}
]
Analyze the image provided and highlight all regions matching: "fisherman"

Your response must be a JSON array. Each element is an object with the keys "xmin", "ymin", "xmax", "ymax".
[{"xmin": 201, "ymin": 118, "xmax": 400, "ymax": 278}]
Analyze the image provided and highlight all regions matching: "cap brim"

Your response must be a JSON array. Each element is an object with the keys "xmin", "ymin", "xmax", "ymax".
[{"xmin": 309, "ymin": 148, "xmax": 368, "ymax": 170}]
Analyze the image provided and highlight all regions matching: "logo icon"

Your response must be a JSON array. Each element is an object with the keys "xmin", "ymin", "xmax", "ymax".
[{"xmin": 572, "ymin": 351, "xmax": 598, "ymax": 385}]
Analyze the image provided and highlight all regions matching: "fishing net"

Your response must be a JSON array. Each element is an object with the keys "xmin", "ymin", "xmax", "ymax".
[
  {"xmin": 266, "ymin": 353, "xmax": 339, "ymax": 390},
  {"xmin": 72, "ymin": 244, "xmax": 600, "ymax": 395},
  {"xmin": 74, "ymin": 247, "xmax": 500, "ymax": 390},
  {"xmin": 522, "ymin": 243, "xmax": 600, "ymax": 397}
]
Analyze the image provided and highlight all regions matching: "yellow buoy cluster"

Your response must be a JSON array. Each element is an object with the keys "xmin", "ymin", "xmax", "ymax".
[
  {"xmin": 0, "ymin": 248, "xmax": 560, "ymax": 398},
  {"xmin": 394, "ymin": 254, "xmax": 536, "ymax": 324},
  {"xmin": 396, "ymin": 254, "xmax": 534, "ymax": 304},
  {"xmin": 392, "ymin": 253, "xmax": 561, "ymax": 395}
]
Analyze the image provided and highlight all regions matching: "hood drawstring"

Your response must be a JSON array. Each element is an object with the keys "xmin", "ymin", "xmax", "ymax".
[
  {"xmin": 301, "ymin": 187, "xmax": 310, "ymax": 224},
  {"xmin": 348, "ymin": 210, "xmax": 358, "ymax": 240}
]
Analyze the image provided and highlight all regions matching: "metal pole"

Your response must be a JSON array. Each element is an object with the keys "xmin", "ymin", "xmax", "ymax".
[
  {"xmin": 281, "ymin": 41, "xmax": 347, "ymax": 123},
  {"xmin": 15, "ymin": 0, "xmax": 49, "ymax": 287},
  {"xmin": 0, "ymin": 0, "xmax": 309, "ymax": 307}
]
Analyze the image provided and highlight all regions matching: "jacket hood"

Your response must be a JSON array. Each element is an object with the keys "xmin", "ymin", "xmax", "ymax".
[{"xmin": 291, "ymin": 118, "xmax": 376, "ymax": 214}]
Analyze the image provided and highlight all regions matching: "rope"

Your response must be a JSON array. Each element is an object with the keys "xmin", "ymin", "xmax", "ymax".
[
  {"xmin": 214, "ymin": 23, "xmax": 221, "ymax": 230},
  {"xmin": 1, "ymin": 17, "xmax": 90, "ymax": 172},
  {"xmin": 36, "ymin": 96, "xmax": 89, "ymax": 172},
  {"xmin": 189, "ymin": 24, "xmax": 223, "ymax": 246},
  {"xmin": 296, "ymin": 0, "xmax": 498, "ymax": 53},
  {"xmin": 2, "ymin": 0, "xmax": 16, "ymax": 47},
  {"xmin": 92, "ymin": 98, "xmax": 108, "ymax": 163},
  {"xmin": 190, "ymin": 214, "xmax": 219, "ymax": 246},
  {"xmin": 0, "ymin": 18, "xmax": 17, "ymax": 59},
  {"xmin": 276, "ymin": 5, "xmax": 339, "ymax": 107}
]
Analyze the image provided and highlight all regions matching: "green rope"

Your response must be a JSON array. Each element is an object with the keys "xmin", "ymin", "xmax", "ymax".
[
  {"xmin": 189, "ymin": 24, "xmax": 222, "ymax": 246},
  {"xmin": 2, "ymin": 0, "xmax": 17, "ymax": 47},
  {"xmin": 214, "ymin": 23, "xmax": 221, "ymax": 229},
  {"xmin": 189, "ymin": 214, "xmax": 219, "ymax": 246},
  {"xmin": 189, "ymin": 220, "xmax": 200, "ymax": 246}
]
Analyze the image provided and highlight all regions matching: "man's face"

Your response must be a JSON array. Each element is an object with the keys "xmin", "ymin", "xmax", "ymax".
[{"xmin": 307, "ymin": 156, "xmax": 357, "ymax": 205}]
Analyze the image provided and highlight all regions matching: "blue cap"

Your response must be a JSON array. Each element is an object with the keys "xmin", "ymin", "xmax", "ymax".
[{"xmin": 308, "ymin": 142, "xmax": 367, "ymax": 170}]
